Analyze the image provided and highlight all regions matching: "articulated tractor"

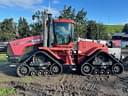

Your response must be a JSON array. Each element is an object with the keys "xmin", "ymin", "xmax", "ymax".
[{"xmin": 7, "ymin": 11, "xmax": 124, "ymax": 77}]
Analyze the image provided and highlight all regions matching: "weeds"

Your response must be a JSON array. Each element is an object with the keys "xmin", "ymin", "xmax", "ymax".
[
  {"xmin": 0, "ymin": 54, "xmax": 7, "ymax": 62},
  {"xmin": 0, "ymin": 88, "xmax": 16, "ymax": 96}
]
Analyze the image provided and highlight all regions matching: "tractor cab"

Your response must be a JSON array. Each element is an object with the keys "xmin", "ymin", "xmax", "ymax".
[
  {"xmin": 42, "ymin": 13, "xmax": 75, "ymax": 48},
  {"xmin": 53, "ymin": 19, "xmax": 75, "ymax": 45}
]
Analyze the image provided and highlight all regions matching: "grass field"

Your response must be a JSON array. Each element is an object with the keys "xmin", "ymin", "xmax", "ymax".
[
  {"xmin": 105, "ymin": 25, "xmax": 123, "ymax": 34},
  {"xmin": 0, "ymin": 88, "xmax": 16, "ymax": 96},
  {"xmin": 0, "ymin": 54, "xmax": 7, "ymax": 62}
]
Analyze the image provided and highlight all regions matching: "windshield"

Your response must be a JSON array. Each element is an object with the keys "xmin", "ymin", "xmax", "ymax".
[{"xmin": 54, "ymin": 22, "xmax": 74, "ymax": 44}]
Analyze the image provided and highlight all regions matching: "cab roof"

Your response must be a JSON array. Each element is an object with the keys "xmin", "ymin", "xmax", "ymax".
[{"xmin": 54, "ymin": 19, "xmax": 75, "ymax": 24}]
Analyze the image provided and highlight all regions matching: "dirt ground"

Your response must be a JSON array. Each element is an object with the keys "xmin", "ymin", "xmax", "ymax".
[{"xmin": 0, "ymin": 63, "xmax": 128, "ymax": 96}]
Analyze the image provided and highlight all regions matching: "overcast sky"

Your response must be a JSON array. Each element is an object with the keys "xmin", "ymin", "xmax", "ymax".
[{"xmin": 0, "ymin": 0, "xmax": 128, "ymax": 25}]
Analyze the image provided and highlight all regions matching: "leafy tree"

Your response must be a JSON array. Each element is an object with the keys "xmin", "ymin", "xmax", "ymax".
[
  {"xmin": 86, "ymin": 20, "xmax": 97, "ymax": 39},
  {"xmin": 18, "ymin": 17, "xmax": 30, "ymax": 38},
  {"xmin": 32, "ymin": 10, "xmax": 44, "ymax": 25},
  {"xmin": 60, "ymin": 5, "xmax": 76, "ymax": 20},
  {"xmin": 30, "ymin": 23, "xmax": 42, "ymax": 35},
  {"xmin": 122, "ymin": 23, "xmax": 128, "ymax": 33},
  {"xmin": 0, "ymin": 18, "xmax": 16, "ymax": 41},
  {"xmin": 30, "ymin": 10, "xmax": 46, "ymax": 35},
  {"xmin": 97, "ymin": 23, "xmax": 108, "ymax": 40},
  {"xmin": 86, "ymin": 21, "xmax": 107, "ymax": 40},
  {"xmin": 75, "ymin": 9, "xmax": 87, "ymax": 37},
  {"xmin": 76, "ymin": 9, "xmax": 87, "ymax": 24}
]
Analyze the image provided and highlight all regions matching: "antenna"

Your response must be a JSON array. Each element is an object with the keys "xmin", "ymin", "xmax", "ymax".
[
  {"xmin": 48, "ymin": 0, "xmax": 52, "ymax": 13},
  {"xmin": 48, "ymin": 0, "xmax": 51, "ymax": 9}
]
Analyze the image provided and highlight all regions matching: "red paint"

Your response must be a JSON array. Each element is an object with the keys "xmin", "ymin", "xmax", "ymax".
[
  {"xmin": 77, "ymin": 41, "xmax": 108, "ymax": 64},
  {"xmin": 39, "ymin": 41, "xmax": 108, "ymax": 65},
  {"xmin": 9, "ymin": 35, "xmax": 42, "ymax": 56},
  {"xmin": 39, "ymin": 42, "xmax": 74, "ymax": 65},
  {"xmin": 78, "ymin": 41, "xmax": 108, "ymax": 55},
  {"xmin": 54, "ymin": 19, "xmax": 75, "ymax": 24}
]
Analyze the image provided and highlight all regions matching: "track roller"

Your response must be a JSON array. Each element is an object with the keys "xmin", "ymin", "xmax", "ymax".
[
  {"xmin": 80, "ymin": 63, "xmax": 93, "ymax": 75},
  {"xmin": 37, "ymin": 71, "xmax": 43, "ymax": 76},
  {"xmin": 30, "ymin": 71, "xmax": 36, "ymax": 76},
  {"xmin": 43, "ymin": 70, "xmax": 49, "ymax": 75},
  {"xmin": 49, "ymin": 63, "xmax": 63, "ymax": 75},
  {"xmin": 106, "ymin": 69, "xmax": 111, "ymax": 75},
  {"xmin": 16, "ymin": 64, "xmax": 30, "ymax": 77},
  {"xmin": 112, "ymin": 63, "xmax": 123, "ymax": 74},
  {"xmin": 93, "ymin": 68, "xmax": 99, "ymax": 75},
  {"xmin": 100, "ymin": 69, "xmax": 105, "ymax": 75}
]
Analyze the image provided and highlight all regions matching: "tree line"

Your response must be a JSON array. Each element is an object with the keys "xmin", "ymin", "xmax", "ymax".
[{"xmin": 0, "ymin": 5, "xmax": 127, "ymax": 41}]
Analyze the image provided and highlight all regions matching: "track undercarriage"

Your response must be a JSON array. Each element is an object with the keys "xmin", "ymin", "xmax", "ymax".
[
  {"xmin": 16, "ymin": 51, "xmax": 63, "ymax": 77},
  {"xmin": 80, "ymin": 51, "xmax": 124, "ymax": 76},
  {"xmin": 16, "ymin": 51, "xmax": 124, "ymax": 77}
]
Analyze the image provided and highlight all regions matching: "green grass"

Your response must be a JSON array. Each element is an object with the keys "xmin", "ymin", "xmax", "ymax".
[
  {"xmin": 0, "ymin": 88, "xmax": 16, "ymax": 96},
  {"xmin": 0, "ymin": 54, "xmax": 7, "ymax": 62},
  {"xmin": 105, "ymin": 25, "xmax": 123, "ymax": 34}
]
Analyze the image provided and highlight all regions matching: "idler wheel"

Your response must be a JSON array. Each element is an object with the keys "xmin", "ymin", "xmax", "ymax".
[
  {"xmin": 81, "ymin": 63, "xmax": 93, "ymax": 75},
  {"xmin": 17, "ymin": 64, "xmax": 30, "ymax": 77},
  {"xmin": 112, "ymin": 63, "xmax": 123, "ymax": 74}
]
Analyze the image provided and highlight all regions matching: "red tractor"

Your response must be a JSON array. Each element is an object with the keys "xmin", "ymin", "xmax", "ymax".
[{"xmin": 8, "ymin": 11, "xmax": 123, "ymax": 77}]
